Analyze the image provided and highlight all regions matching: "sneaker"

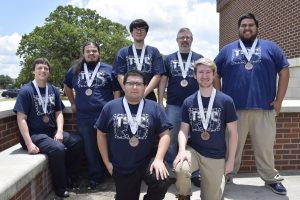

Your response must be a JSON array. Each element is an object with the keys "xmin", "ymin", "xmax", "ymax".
[
  {"xmin": 177, "ymin": 194, "xmax": 191, "ymax": 200},
  {"xmin": 87, "ymin": 180, "xmax": 100, "ymax": 190},
  {"xmin": 67, "ymin": 178, "xmax": 80, "ymax": 190},
  {"xmin": 225, "ymin": 175, "xmax": 232, "ymax": 184},
  {"xmin": 265, "ymin": 182, "xmax": 287, "ymax": 195}
]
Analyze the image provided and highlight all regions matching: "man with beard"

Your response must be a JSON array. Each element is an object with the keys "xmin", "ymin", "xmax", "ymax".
[
  {"xmin": 174, "ymin": 58, "xmax": 238, "ymax": 200},
  {"xmin": 214, "ymin": 13, "xmax": 289, "ymax": 195},
  {"xmin": 113, "ymin": 19, "xmax": 164, "ymax": 102},
  {"xmin": 64, "ymin": 41, "xmax": 120, "ymax": 189}
]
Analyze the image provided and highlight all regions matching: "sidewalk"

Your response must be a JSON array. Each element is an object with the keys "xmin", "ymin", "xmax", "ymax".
[{"xmin": 47, "ymin": 171, "xmax": 300, "ymax": 200}]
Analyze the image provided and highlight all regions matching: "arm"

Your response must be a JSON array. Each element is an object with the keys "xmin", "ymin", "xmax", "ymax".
[
  {"xmin": 54, "ymin": 111, "xmax": 64, "ymax": 142},
  {"xmin": 113, "ymin": 90, "xmax": 121, "ymax": 99},
  {"xmin": 271, "ymin": 67, "xmax": 289, "ymax": 115},
  {"xmin": 63, "ymin": 84, "xmax": 76, "ymax": 113},
  {"xmin": 117, "ymin": 74, "xmax": 125, "ymax": 92},
  {"xmin": 213, "ymin": 74, "xmax": 222, "ymax": 91},
  {"xmin": 225, "ymin": 121, "xmax": 238, "ymax": 175},
  {"xmin": 150, "ymin": 129, "xmax": 171, "ymax": 180},
  {"xmin": 97, "ymin": 129, "xmax": 113, "ymax": 175},
  {"xmin": 158, "ymin": 75, "xmax": 168, "ymax": 108},
  {"xmin": 144, "ymin": 74, "xmax": 161, "ymax": 98},
  {"xmin": 16, "ymin": 112, "xmax": 39, "ymax": 154},
  {"xmin": 173, "ymin": 122, "xmax": 190, "ymax": 169}
]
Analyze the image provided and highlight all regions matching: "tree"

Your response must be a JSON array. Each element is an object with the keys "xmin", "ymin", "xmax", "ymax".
[
  {"xmin": 0, "ymin": 75, "xmax": 14, "ymax": 89},
  {"xmin": 16, "ymin": 5, "xmax": 131, "ymax": 87}
]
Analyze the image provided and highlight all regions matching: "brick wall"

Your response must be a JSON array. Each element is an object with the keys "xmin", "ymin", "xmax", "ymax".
[
  {"xmin": 217, "ymin": 0, "xmax": 300, "ymax": 59},
  {"xmin": 0, "ymin": 111, "xmax": 299, "ymax": 172}
]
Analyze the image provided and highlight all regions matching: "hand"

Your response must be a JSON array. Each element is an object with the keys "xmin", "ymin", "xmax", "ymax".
[
  {"xmin": 54, "ymin": 131, "xmax": 63, "ymax": 143},
  {"xmin": 173, "ymin": 151, "xmax": 190, "ymax": 170},
  {"xmin": 158, "ymin": 102, "xmax": 165, "ymax": 111},
  {"xmin": 150, "ymin": 158, "xmax": 169, "ymax": 180},
  {"xmin": 105, "ymin": 162, "xmax": 113, "ymax": 175},
  {"xmin": 224, "ymin": 160, "xmax": 234, "ymax": 175},
  {"xmin": 270, "ymin": 100, "xmax": 282, "ymax": 116},
  {"xmin": 71, "ymin": 103, "xmax": 77, "ymax": 113},
  {"xmin": 27, "ymin": 142, "xmax": 40, "ymax": 154}
]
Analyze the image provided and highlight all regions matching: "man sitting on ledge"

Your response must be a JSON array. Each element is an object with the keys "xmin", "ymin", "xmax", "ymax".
[{"xmin": 13, "ymin": 58, "xmax": 83, "ymax": 198}]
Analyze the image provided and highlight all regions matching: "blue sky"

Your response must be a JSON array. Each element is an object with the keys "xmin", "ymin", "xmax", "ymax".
[{"xmin": 0, "ymin": 0, "xmax": 219, "ymax": 78}]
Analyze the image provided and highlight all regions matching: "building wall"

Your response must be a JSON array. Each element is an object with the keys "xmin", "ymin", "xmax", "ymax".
[{"xmin": 216, "ymin": 0, "xmax": 300, "ymax": 99}]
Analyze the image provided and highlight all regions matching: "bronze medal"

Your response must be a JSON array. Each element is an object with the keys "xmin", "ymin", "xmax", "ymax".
[
  {"xmin": 129, "ymin": 136, "xmax": 139, "ymax": 147},
  {"xmin": 42, "ymin": 115, "xmax": 49, "ymax": 123},
  {"xmin": 245, "ymin": 62, "xmax": 253, "ymax": 70},
  {"xmin": 201, "ymin": 131, "xmax": 210, "ymax": 141},
  {"xmin": 180, "ymin": 79, "xmax": 188, "ymax": 87},
  {"xmin": 85, "ymin": 88, "xmax": 92, "ymax": 96}
]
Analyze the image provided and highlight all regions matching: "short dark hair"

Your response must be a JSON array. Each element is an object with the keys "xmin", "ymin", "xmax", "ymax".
[
  {"xmin": 238, "ymin": 12, "xmax": 259, "ymax": 28},
  {"xmin": 32, "ymin": 58, "xmax": 50, "ymax": 71},
  {"xmin": 129, "ymin": 19, "xmax": 149, "ymax": 33},
  {"xmin": 82, "ymin": 41, "xmax": 100, "ymax": 54},
  {"xmin": 123, "ymin": 69, "xmax": 146, "ymax": 85}
]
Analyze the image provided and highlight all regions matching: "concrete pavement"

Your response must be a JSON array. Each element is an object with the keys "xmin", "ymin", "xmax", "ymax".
[{"xmin": 46, "ymin": 171, "xmax": 300, "ymax": 200}]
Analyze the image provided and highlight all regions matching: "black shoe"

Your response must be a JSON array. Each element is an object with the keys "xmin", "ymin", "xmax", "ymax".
[
  {"xmin": 67, "ymin": 178, "xmax": 80, "ymax": 190},
  {"xmin": 56, "ymin": 191, "xmax": 70, "ymax": 198},
  {"xmin": 265, "ymin": 182, "xmax": 287, "ymax": 195},
  {"xmin": 87, "ymin": 180, "xmax": 100, "ymax": 190},
  {"xmin": 191, "ymin": 176, "xmax": 201, "ymax": 188}
]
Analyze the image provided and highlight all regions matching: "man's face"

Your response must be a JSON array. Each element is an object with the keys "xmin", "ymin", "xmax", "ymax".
[
  {"xmin": 33, "ymin": 64, "xmax": 49, "ymax": 82},
  {"xmin": 124, "ymin": 75, "xmax": 146, "ymax": 102},
  {"xmin": 194, "ymin": 64, "xmax": 214, "ymax": 88},
  {"xmin": 83, "ymin": 44, "xmax": 100, "ymax": 63},
  {"xmin": 131, "ymin": 27, "xmax": 147, "ymax": 43},
  {"xmin": 238, "ymin": 18, "xmax": 258, "ymax": 42},
  {"xmin": 177, "ymin": 31, "xmax": 193, "ymax": 52}
]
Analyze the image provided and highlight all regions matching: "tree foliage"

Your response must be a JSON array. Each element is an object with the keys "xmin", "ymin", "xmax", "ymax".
[
  {"xmin": 0, "ymin": 75, "xmax": 14, "ymax": 89},
  {"xmin": 16, "ymin": 5, "xmax": 131, "ymax": 87}
]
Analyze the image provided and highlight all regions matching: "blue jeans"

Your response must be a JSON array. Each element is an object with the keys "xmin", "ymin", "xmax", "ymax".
[
  {"xmin": 77, "ymin": 118, "xmax": 103, "ymax": 182},
  {"xmin": 165, "ymin": 104, "xmax": 182, "ymax": 166},
  {"xmin": 21, "ymin": 132, "xmax": 82, "ymax": 195}
]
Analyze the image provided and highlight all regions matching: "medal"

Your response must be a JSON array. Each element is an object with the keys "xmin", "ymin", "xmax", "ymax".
[
  {"xmin": 180, "ymin": 79, "xmax": 188, "ymax": 87},
  {"xmin": 132, "ymin": 44, "xmax": 146, "ymax": 71},
  {"xmin": 245, "ymin": 62, "xmax": 253, "ymax": 70},
  {"xmin": 42, "ymin": 115, "xmax": 49, "ymax": 123},
  {"xmin": 129, "ymin": 136, "xmax": 139, "ymax": 147},
  {"xmin": 201, "ymin": 131, "xmax": 210, "ymax": 141},
  {"xmin": 85, "ymin": 88, "xmax": 92, "ymax": 96}
]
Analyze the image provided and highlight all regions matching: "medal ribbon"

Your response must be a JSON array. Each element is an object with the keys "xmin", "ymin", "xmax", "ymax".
[
  {"xmin": 83, "ymin": 62, "xmax": 101, "ymax": 87},
  {"xmin": 239, "ymin": 38, "xmax": 258, "ymax": 63},
  {"xmin": 132, "ymin": 44, "xmax": 146, "ymax": 71},
  {"xmin": 197, "ymin": 88, "xmax": 216, "ymax": 131},
  {"xmin": 123, "ymin": 97, "xmax": 144, "ymax": 135},
  {"xmin": 177, "ymin": 51, "xmax": 192, "ymax": 79},
  {"xmin": 32, "ymin": 80, "xmax": 48, "ymax": 115}
]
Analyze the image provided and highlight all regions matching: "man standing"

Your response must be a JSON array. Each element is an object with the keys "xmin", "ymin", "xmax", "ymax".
[
  {"xmin": 14, "ymin": 58, "xmax": 82, "ymax": 198},
  {"xmin": 113, "ymin": 19, "xmax": 164, "ymax": 101},
  {"xmin": 158, "ymin": 27, "xmax": 203, "ymax": 166},
  {"xmin": 214, "ymin": 13, "xmax": 289, "ymax": 195},
  {"xmin": 96, "ymin": 70, "xmax": 174, "ymax": 200},
  {"xmin": 64, "ymin": 41, "xmax": 120, "ymax": 189},
  {"xmin": 174, "ymin": 58, "xmax": 238, "ymax": 200}
]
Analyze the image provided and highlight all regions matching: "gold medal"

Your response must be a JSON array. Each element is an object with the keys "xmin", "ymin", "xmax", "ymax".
[
  {"xmin": 245, "ymin": 62, "xmax": 253, "ymax": 70},
  {"xmin": 201, "ymin": 131, "xmax": 210, "ymax": 141},
  {"xmin": 85, "ymin": 88, "xmax": 92, "ymax": 96},
  {"xmin": 42, "ymin": 115, "xmax": 49, "ymax": 123},
  {"xmin": 180, "ymin": 79, "xmax": 188, "ymax": 87},
  {"xmin": 129, "ymin": 136, "xmax": 139, "ymax": 147}
]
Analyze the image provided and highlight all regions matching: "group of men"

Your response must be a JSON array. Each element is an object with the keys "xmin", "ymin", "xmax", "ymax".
[{"xmin": 14, "ymin": 12, "xmax": 289, "ymax": 200}]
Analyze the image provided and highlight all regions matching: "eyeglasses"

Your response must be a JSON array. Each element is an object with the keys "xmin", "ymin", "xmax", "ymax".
[
  {"xmin": 133, "ymin": 27, "xmax": 146, "ymax": 33},
  {"xmin": 177, "ymin": 36, "xmax": 192, "ymax": 40},
  {"xmin": 125, "ymin": 82, "xmax": 145, "ymax": 87}
]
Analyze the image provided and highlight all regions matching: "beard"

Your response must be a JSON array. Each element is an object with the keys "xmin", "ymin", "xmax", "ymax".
[
  {"xmin": 84, "ymin": 58, "xmax": 100, "ymax": 68},
  {"xmin": 239, "ymin": 32, "xmax": 258, "ymax": 43}
]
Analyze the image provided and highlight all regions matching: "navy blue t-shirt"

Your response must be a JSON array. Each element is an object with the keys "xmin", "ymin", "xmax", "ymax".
[
  {"xmin": 63, "ymin": 62, "xmax": 119, "ymax": 119},
  {"xmin": 113, "ymin": 45, "xmax": 165, "ymax": 84},
  {"xmin": 164, "ymin": 51, "xmax": 203, "ymax": 106},
  {"xmin": 214, "ymin": 39, "xmax": 289, "ymax": 110},
  {"xmin": 13, "ymin": 82, "xmax": 64, "ymax": 137},
  {"xmin": 95, "ymin": 97, "xmax": 173, "ymax": 175},
  {"xmin": 182, "ymin": 91, "xmax": 237, "ymax": 159}
]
